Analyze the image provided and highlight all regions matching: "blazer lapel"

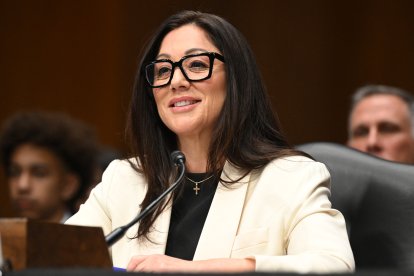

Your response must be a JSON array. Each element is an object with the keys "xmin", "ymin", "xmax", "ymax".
[{"xmin": 193, "ymin": 162, "xmax": 249, "ymax": 260}]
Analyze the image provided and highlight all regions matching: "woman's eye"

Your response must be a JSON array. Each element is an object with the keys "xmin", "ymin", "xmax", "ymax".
[
  {"xmin": 188, "ymin": 60, "xmax": 209, "ymax": 71},
  {"xmin": 156, "ymin": 66, "xmax": 171, "ymax": 78}
]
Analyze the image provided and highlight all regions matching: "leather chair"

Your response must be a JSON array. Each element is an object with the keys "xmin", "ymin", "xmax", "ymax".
[{"xmin": 297, "ymin": 142, "xmax": 414, "ymax": 270}]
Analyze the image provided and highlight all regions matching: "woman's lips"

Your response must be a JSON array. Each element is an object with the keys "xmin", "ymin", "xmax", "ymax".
[
  {"xmin": 171, "ymin": 99, "xmax": 200, "ymax": 107},
  {"xmin": 169, "ymin": 97, "xmax": 202, "ymax": 112}
]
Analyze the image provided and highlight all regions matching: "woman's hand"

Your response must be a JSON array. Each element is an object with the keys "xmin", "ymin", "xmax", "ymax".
[
  {"xmin": 127, "ymin": 254, "xmax": 192, "ymax": 272},
  {"xmin": 127, "ymin": 254, "xmax": 255, "ymax": 272}
]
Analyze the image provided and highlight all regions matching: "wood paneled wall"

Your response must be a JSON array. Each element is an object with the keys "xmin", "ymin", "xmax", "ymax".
[{"xmin": 1, "ymin": 0, "xmax": 414, "ymax": 216}]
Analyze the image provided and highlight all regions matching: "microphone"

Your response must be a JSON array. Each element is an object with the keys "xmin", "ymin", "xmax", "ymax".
[{"xmin": 105, "ymin": 151, "xmax": 186, "ymax": 247}]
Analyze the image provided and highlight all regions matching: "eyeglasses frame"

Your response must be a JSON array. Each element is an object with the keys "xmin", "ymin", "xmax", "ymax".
[{"xmin": 144, "ymin": 52, "xmax": 225, "ymax": 88}]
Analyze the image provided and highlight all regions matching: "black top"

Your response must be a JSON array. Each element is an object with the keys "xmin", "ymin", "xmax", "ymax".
[{"xmin": 165, "ymin": 172, "xmax": 218, "ymax": 260}]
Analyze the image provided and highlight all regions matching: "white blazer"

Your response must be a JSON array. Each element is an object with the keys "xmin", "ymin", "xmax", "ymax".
[{"xmin": 66, "ymin": 155, "xmax": 355, "ymax": 273}]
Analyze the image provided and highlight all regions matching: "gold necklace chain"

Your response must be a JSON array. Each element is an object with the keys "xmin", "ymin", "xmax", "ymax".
[{"xmin": 185, "ymin": 174, "xmax": 215, "ymax": 195}]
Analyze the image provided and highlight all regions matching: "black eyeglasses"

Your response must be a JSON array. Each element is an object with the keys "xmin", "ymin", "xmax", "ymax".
[{"xmin": 144, "ymin": 52, "xmax": 225, "ymax": 88}]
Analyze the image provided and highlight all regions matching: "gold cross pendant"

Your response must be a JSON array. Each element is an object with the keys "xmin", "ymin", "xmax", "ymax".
[{"xmin": 193, "ymin": 183, "xmax": 200, "ymax": 195}]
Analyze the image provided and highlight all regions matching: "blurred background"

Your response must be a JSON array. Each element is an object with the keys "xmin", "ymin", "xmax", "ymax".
[{"xmin": 1, "ymin": 0, "xmax": 414, "ymax": 215}]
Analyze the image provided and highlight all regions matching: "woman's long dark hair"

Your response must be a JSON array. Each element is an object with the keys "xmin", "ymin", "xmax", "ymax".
[{"xmin": 126, "ymin": 10, "xmax": 305, "ymax": 240}]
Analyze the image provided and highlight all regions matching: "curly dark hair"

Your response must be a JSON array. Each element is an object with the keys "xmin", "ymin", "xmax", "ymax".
[{"xmin": 0, "ymin": 111, "xmax": 100, "ymax": 213}]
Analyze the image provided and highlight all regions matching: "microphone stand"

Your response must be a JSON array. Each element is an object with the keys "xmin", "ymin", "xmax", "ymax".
[{"xmin": 105, "ymin": 151, "xmax": 186, "ymax": 247}]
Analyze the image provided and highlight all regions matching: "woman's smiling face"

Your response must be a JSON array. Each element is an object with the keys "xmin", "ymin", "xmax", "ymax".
[{"xmin": 151, "ymin": 24, "xmax": 226, "ymax": 141}]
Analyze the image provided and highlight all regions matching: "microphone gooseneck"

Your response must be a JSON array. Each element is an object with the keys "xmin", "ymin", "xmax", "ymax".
[{"xmin": 105, "ymin": 151, "xmax": 186, "ymax": 247}]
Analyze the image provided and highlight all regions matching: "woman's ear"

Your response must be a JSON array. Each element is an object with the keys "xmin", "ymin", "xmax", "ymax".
[{"xmin": 61, "ymin": 173, "xmax": 80, "ymax": 201}]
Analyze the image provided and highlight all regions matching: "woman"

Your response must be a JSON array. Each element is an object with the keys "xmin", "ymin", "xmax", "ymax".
[{"xmin": 66, "ymin": 10, "xmax": 354, "ymax": 273}]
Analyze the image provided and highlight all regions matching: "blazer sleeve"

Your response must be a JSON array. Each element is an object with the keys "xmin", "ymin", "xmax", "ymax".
[{"xmin": 251, "ymin": 158, "xmax": 355, "ymax": 273}]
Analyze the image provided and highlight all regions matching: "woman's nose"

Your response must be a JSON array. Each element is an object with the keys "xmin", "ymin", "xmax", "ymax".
[{"xmin": 169, "ymin": 67, "xmax": 190, "ymax": 90}]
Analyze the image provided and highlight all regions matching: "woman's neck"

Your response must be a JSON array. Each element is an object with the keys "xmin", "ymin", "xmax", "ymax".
[{"xmin": 178, "ymin": 136, "xmax": 210, "ymax": 173}]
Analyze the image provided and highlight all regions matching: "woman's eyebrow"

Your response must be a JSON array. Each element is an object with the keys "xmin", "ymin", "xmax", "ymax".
[
  {"xmin": 184, "ymin": 48, "xmax": 208, "ymax": 55},
  {"xmin": 155, "ymin": 48, "xmax": 209, "ymax": 59},
  {"xmin": 155, "ymin": 53, "xmax": 170, "ymax": 59}
]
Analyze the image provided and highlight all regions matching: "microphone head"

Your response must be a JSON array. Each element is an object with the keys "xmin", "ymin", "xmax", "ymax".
[{"xmin": 170, "ymin": 150, "xmax": 186, "ymax": 165}]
